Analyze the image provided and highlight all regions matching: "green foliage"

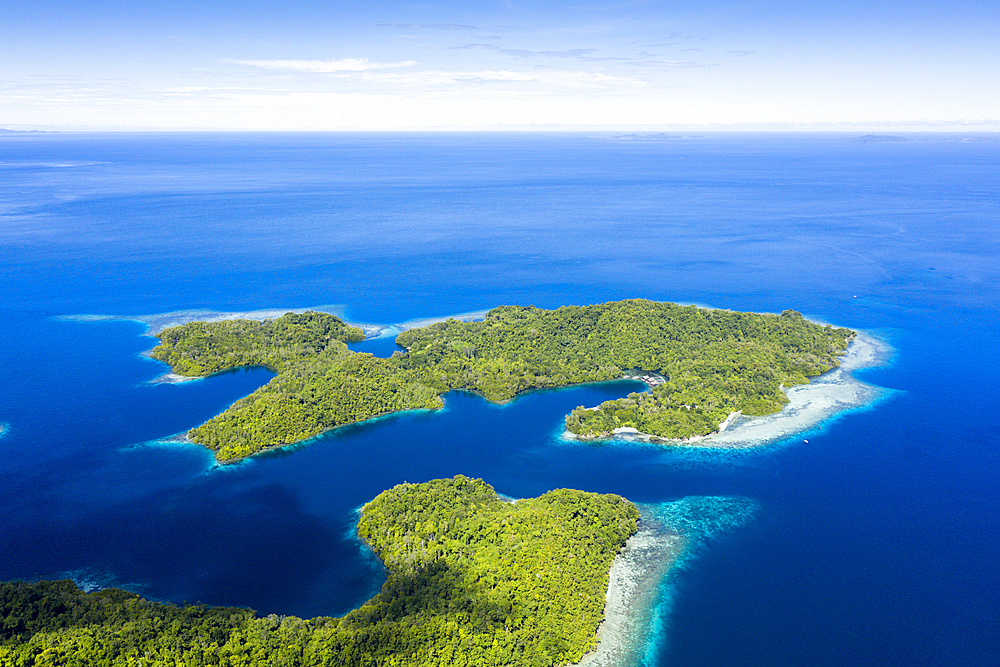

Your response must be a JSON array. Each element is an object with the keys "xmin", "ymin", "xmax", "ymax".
[
  {"xmin": 0, "ymin": 578, "xmax": 262, "ymax": 667},
  {"xmin": 149, "ymin": 301, "xmax": 854, "ymax": 462},
  {"xmin": 151, "ymin": 311, "xmax": 365, "ymax": 376},
  {"xmin": 188, "ymin": 354, "xmax": 443, "ymax": 462},
  {"xmin": 0, "ymin": 478, "xmax": 639, "ymax": 667},
  {"xmin": 150, "ymin": 312, "xmax": 439, "ymax": 462},
  {"xmin": 396, "ymin": 300, "xmax": 854, "ymax": 440}
]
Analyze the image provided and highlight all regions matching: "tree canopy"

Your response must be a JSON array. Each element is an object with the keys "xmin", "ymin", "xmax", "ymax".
[
  {"xmin": 150, "ymin": 312, "xmax": 441, "ymax": 462},
  {"xmin": 0, "ymin": 477, "xmax": 639, "ymax": 667},
  {"xmin": 149, "ymin": 301, "xmax": 854, "ymax": 461}
]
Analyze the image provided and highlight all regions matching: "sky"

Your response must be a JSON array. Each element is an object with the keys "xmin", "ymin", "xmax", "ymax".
[{"xmin": 2, "ymin": 1, "xmax": 998, "ymax": 131}]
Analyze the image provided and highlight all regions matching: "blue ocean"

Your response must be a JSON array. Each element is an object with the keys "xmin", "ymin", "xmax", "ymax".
[{"xmin": 1, "ymin": 133, "xmax": 997, "ymax": 665}]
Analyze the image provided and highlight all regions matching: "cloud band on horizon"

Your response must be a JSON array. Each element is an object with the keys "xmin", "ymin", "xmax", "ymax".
[{"xmin": 227, "ymin": 58, "xmax": 417, "ymax": 73}]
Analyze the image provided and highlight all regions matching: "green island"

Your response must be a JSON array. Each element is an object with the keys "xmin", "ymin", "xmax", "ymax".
[
  {"xmin": 0, "ymin": 476, "xmax": 639, "ymax": 667},
  {"xmin": 149, "ymin": 300, "xmax": 854, "ymax": 462}
]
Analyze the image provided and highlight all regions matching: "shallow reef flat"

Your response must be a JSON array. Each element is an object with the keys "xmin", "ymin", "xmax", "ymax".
[
  {"xmin": 691, "ymin": 331, "xmax": 892, "ymax": 449},
  {"xmin": 64, "ymin": 305, "xmax": 492, "ymax": 340},
  {"xmin": 572, "ymin": 330, "xmax": 891, "ymax": 451},
  {"xmin": 580, "ymin": 497, "xmax": 759, "ymax": 667},
  {"xmin": 62, "ymin": 305, "xmax": 347, "ymax": 335},
  {"xmin": 74, "ymin": 302, "xmax": 873, "ymax": 462}
]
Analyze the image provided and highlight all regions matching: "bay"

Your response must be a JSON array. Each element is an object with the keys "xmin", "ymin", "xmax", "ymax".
[{"xmin": 1, "ymin": 132, "xmax": 997, "ymax": 664}]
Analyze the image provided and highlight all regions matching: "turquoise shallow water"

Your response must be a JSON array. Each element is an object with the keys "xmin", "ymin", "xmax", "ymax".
[{"xmin": 1, "ymin": 132, "xmax": 998, "ymax": 664}]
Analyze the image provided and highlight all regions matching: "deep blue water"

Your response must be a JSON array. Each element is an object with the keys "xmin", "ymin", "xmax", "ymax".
[{"xmin": 1, "ymin": 133, "xmax": 998, "ymax": 665}]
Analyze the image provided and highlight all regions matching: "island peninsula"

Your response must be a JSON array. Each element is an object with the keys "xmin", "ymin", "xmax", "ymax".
[
  {"xmin": 0, "ymin": 476, "xmax": 639, "ymax": 666},
  {"xmin": 149, "ymin": 300, "xmax": 855, "ymax": 462}
]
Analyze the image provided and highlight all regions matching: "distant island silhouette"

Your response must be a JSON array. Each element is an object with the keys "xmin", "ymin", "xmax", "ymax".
[{"xmin": 847, "ymin": 134, "xmax": 908, "ymax": 142}]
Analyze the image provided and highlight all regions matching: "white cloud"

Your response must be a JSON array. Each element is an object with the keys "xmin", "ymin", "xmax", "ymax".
[
  {"xmin": 5, "ymin": 44, "xmax": 998, "ymax": 131},
  {"xmin": 448, "ymin": 44, "xmax": 598, "ymax": 59},
  {"xmin": 638, "ymin": 60, "xmax": 711, "ymax": 68},
  {"xmin": 376, "ymin": 23, "xmax": 478, "ymax": 30},
  {"xmin": 227, "ymin": 58, "xmax": 416, "ymax": 73},
  {"xmin": 218, "ymin": 58, "xmax": 643, "ymax": 90},
  {"xmin": 362, "ymin": 69, "xmax": 643, "ymax": 88},
  {"xmin": 164, "ymin": 86, "xmax": 261, "ymax": 93}
]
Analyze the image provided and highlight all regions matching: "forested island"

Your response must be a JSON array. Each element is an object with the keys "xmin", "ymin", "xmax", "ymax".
[
  {"xmin": 0, "ymin": 477, "xmax": 638, "ymax": 666},
  {"xmin": 149, "ymin": 300, "xmax": 855, "ymax": 462}
]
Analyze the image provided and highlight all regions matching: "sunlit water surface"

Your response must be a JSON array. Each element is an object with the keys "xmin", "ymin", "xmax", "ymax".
[{"xmin": 1, "ymin": 133, "xmax": 998, "ymax": 665}]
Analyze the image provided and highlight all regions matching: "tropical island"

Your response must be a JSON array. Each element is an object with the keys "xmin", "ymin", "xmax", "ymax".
[
  {"xmin": 0, "ymin": 476, "xmax": 639, "ymax": 666},
  {"xmin": 149, "ymin": 299, "xmax": 855, "ymax": 462}
]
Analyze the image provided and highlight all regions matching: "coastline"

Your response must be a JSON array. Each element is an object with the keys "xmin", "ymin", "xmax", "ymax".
[
  {"xmin": 579, "ymin": 497, "xmax": 758, "ymax": 666},
  {"xmin": 201, "ymin": 404, "xmax": 445, "ymax": 465},
  {"xmin": 147, "ymin": 372, "xmax": 201, "ymax": 384},
  {"xmin": 691, "ymin": 330, "xmax": 891, "ymax": 448},
  {"xmin": 72, "ymin": 306, "xmax": 885, "ymax": 460},
  {"xmin": 577, "ymin": 515, "xmax": 685, "ymax": 667},
  {"xmin": 566, "ymin": 330, "xmax": 891, "ymax": 450},
  {"xmin": 60, "ymin": 306, "xmax": 347, "ymax": 335},
  {"xmin": 61, "ymin": 305, "xmax": 487, "ymax": 339}
]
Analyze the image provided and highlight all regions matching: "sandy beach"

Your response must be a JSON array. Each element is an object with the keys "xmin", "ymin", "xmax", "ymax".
[
  {"xmin": 70, "ymin": 307, "xmax": 889, "ymax": 449},
  {"xmin": 568, "ymin": 330, "xmax": 892, "ymax": 450},
  {"xmin": 692, "ymin": 330, "xmax": 891, "ymax": 448}
]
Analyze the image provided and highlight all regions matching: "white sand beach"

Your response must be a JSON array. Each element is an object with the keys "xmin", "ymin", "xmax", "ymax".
[
  {"xmin": 569, "ymin": 330, "xmax": 892, "ymax": 451},
  {"xmin": 692, "ymin": 330, "xmax": 891, "ymax": 448},
  {"xmin": 70, "ymin": 307, "xmax": 890, "ymax": 447},
  {"xmin": 64, "ymin": 305, "xmax": 490, "ymax": 340}
]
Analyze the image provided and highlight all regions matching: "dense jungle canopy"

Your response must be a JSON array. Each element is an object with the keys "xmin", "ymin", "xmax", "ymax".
[
  {"xmin": 0, "ymin": 477, "xmax": 638, "ymax": 667},
  {"xmin": 149, "ymin": 300, "xmax": 854, "ymax": 462}
]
